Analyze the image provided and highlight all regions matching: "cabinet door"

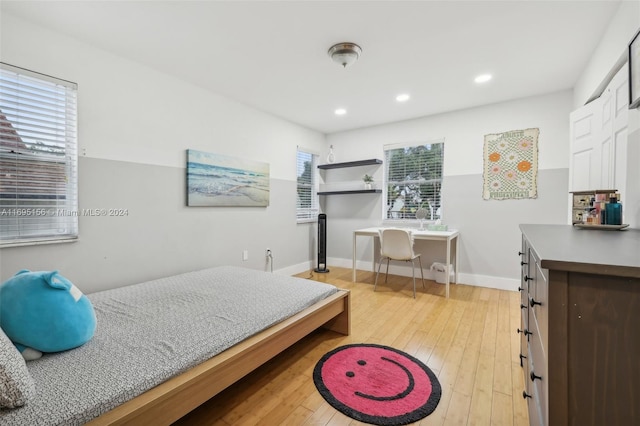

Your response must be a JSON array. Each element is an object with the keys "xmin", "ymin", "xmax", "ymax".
[
  {"xmin": 569, "ymin": 96, "xmax": 603, "ymax": 191},
  {"xmin": 569, "ymin": 64, "xmax": 629, "ymax": 195},
  {"xmin": 610, "ymin": 64, "xmax": 629, "ymax": 202}
]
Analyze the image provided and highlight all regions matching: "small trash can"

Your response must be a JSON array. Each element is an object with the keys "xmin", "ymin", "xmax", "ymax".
[{"xmin": 430, "ymin": 262, "xmax": 453, "ymax": 284}]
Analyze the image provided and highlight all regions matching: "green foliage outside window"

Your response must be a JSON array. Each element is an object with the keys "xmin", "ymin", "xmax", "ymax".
[{"xmin": 385, "ymin": 143, "xmax": 444, "ymax": 220}]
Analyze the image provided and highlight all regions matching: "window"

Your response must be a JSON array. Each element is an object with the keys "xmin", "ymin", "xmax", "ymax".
[
  {"xmin": 384, "ymin": 141, "xmax": 444, "ymax": 221},
  {"xmin": 296, "ymin": 148, "xmax": 318, "ymax": 222},
  {"xmin": 0, "ymin": 63, "xmax": 78, "ymax": 246}
]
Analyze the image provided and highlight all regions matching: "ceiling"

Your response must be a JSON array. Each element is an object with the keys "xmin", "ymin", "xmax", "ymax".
[{"xmin": 1, "ymin": 1, "xmax": 621, "ymax": 134}]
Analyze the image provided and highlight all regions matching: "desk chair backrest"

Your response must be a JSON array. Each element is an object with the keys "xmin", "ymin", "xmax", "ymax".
[{"xmin": 379, "ymin": 228, "xmax": 415, "ymax": 261}]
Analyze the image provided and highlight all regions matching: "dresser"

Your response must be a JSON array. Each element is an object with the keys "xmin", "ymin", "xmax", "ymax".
[{"xmin": 518, "ymin": 224, "xmax": 640, "ymax": 426}]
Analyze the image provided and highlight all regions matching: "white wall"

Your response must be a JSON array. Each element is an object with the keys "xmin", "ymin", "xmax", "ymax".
[
  {"xmin": 573, "ymin": 0, "xmax": 640, "ymax": 109},
  {"xmin": 325, "ymin": 91, "xmax": 572, "ymax": 290},
  {"xmin": 0, "ymin": 13, "xmax": 322, "ymax": 179},
  {"xmin": 325, "ymin": 92, "xmax": 570, "ymax": 176},
  {"xmin": 0, "ymin": 13, "xmax": 325, "ymax": 291}
]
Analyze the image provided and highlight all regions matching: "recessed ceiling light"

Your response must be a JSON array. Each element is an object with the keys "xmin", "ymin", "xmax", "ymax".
[
  {"xmin": 396, "ymin": 94, "xmax": 411, "ymax": 102},
  {"xmin": 474, "ymin": 74, "xmax": 492, "ymax": 83},
  {"xmin": 334, "ymin": 108, "xmax": 347, "ymax": 116}
]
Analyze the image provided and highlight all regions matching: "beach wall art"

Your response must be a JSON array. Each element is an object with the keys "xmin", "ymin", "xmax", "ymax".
[{"xmin": 187, "ymin": 149, "xmax": 270, "ymax": 207}]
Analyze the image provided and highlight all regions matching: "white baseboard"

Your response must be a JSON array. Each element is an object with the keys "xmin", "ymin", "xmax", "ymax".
[
  {"xmin": 455, "ymin": 273, "xmax": 519, "ymax": 292},
  {"xmin": 272, "ymin": 261, "xmax": 315, "ymax": 277},
  {"xmin": 271, "ymin": 258, "xmax": 519, "ymax": 292},
  {"xmin": 326, "ymin": 257, "xmax": 519, "ymax": 292}
]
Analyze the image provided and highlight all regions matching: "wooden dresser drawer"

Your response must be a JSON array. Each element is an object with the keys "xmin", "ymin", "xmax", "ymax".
[
  {"xmin": 530, "ymin": 260, "xmax": 548, "ymax": 350},
  {"xmin": 528, "ymin": 319, "xmax": 547, "ymax": 426}
]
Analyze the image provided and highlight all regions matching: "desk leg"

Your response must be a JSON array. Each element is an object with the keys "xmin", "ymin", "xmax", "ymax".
[
  {"xmin": 371, "ymin": 238, "xmax": 377, "ymax": 276},
  {"xmin": 454, "ymin": 235, "xmax": 459, "ymax": 284},
  {"xmin": 445, "ymin": 236, "xmax": 451, "ymax": 299},
  {"xmin": 352, "ymin": 232, "xmax": 357, "ymax": 282}
]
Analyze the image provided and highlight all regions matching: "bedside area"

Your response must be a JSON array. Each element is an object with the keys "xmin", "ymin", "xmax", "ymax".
[{"xmin": 518, "ymin": 224, "xmax": 640, "ymax": 425}]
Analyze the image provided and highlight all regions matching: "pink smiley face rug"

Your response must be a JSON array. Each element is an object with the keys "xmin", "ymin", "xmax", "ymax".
[{"xmin": 313, "ymin": 344, "xmax": 441, "ymax": 425}]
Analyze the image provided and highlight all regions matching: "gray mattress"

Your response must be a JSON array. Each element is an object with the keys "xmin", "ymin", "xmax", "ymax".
[{"xmin": 0, "ymin": 266, "xmax": 337, "ymax": 425}]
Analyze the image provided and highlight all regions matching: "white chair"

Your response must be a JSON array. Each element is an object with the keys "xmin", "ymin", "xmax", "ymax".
[{"xmin": 374, "ymin": 228, "xmax": 425, "ymax": 298}]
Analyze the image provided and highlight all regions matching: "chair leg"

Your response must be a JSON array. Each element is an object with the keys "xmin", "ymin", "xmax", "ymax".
[
  {"xmin": 417, "ymin": 255, "xmax": 425, "ymax": 288},
  {"xmin": 374, "ymin": 256, "xmax": 384, "ymax": 292},
  {"xmin": 385, "ymin": 258, "xmax": 390, "ymax": 283}
]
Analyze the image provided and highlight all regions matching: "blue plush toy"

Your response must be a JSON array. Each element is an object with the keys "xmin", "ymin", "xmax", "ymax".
[{"xmin": 0, "ymin": 270, "xmax": 96, "ymax": 360}]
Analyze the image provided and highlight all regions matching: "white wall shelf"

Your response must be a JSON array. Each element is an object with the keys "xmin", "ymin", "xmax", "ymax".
[
  {"xmin": 317, "ymin": 158, "xmax": 383, "ymax": 195},
  {"xmin": 317, "ymin": 159, "xmax": 382, "ymax": 169},
  {"xmin": 318, "ymin": 189, "xmax": 382, "ymax": 196}
]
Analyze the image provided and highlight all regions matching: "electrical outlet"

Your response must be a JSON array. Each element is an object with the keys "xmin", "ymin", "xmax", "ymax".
[{"xmin": 242, "ymin": 250, "xmax": 249, "ymax": 261}]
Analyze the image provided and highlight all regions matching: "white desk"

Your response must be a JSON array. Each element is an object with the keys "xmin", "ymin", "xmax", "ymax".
[{"xmin": 352, "ymin": 227, "xmax": 460, "ymax": 298}]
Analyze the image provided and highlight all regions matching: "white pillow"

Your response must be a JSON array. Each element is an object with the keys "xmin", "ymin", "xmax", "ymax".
[{"xmin": 0, "ymin": 327, "xmax": 35, "ymax": 408}]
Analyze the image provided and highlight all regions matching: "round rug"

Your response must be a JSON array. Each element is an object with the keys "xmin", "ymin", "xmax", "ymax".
[{"xmin": 313, "ymin": 343, "xmax": 441, "ymax": 425}]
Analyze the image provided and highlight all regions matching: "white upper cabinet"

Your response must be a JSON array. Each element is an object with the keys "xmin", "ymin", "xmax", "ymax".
[
  {"xmin": 569, "ymin": 95, "xmax": 601, "ymax": 191},
  {"xmin": 569, "ymin": 64, "xmax": 628, "ymax": 194}
]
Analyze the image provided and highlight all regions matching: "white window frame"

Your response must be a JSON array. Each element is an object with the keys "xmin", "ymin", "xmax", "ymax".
[
  {"xmin": 0, "ymin": 63, "xmax": 78, "ymax": 247},
  {"xmin": 296, "ymin": 147, "xmax": 319, "ymax": 223},
  {"xmin": 383, "ymin": 139, "xmax": 445, "ymax": 224}
]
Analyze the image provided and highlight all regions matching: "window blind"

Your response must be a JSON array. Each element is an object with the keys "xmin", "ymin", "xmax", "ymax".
[
  {"xmin": 384, "ymin": 141, "xmax": 444, "ymax": 221},
  {"xmin": 0, "ymin": 63, "xmax": 78, "ymax": 246},
  {"xmin": 296, "ymin": 149, "xmax": 318, "ymax": 222}
]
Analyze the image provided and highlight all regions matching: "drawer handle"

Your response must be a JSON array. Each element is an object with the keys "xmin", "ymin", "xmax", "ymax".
[
  {"xmin": 530, "ymin": 371, "xmax": 542, "ymax": 382},
  {"xmin": 518, "ymin": 251, "xmax": 524, "ymax": 256},
  {"xmin": 520, "ymin": 304, "xmax": 527, "ymax": 310},
  {"xmin": 517, "ymin": 328, "xmax": 532, "ymax": 337},
  {"xmin": 524, "ymin": 275, "xmax": 533, "ymax": 282},
  {"xmin": 519, "ymin": 353, "xmax": 527, "ymax": 367},
  {"xmin": 530, "ymin": 298, "xmax": 542, "ymax": 307},
  {"xmin": 522, "ymin": 391, "xmax": 532, "ymax": 399},
  {"xmin": 520, "ymin": 261, "xmax": 528, "ymax": 266}
]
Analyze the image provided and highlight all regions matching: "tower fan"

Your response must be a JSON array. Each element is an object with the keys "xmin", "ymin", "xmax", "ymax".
[{"xmin": 314, "ymin": 213, "xmax": 329, "ymax": 273}]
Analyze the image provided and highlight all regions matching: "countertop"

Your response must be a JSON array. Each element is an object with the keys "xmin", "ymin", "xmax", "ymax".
[{"xmin": 520, "ymin": 224, "xmax": 640, "ymax": 278}]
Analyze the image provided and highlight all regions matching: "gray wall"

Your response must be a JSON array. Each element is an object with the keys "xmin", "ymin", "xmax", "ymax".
[
  {"xmin": 0, "ymin": 158, "xmax": 317, "ymax": 293},
  {"xmin": 443, "ymin": 169, "xmax": 568, "ymax": 282}
]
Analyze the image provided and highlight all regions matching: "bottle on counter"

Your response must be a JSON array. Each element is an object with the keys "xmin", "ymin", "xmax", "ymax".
[
  {"xmin": 600, "ymin": 202, "xmax": 607, "ymax": 224},
  {"xmin": 605, "ymin": 193, "xmax": 622, "ymax": 225}
]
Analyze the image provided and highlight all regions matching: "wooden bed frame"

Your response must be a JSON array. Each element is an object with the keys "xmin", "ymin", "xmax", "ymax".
[{"xmin": 86, "ymin": 289, "xmax": 350, "ymax": 425}]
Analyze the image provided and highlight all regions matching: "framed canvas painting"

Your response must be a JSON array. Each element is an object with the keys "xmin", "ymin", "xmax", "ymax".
[{"xmin": 187, "ymin": 149, "xmax": 270, "ymax": 207}]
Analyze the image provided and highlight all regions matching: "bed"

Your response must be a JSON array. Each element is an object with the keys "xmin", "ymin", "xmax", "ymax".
[{"xmin": 0, "ymin": 266, "xmax": 350, "ymax": 425}]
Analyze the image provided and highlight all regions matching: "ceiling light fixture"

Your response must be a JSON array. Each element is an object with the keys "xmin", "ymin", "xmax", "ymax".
[
  {"xmin": 334, "ymin": 108, "xmax": 347, "ymax": 116},
  {"xmin": 474, "ymin": 74, "xmax": 492, "ymax": 83},
  {"xmin": 328, "ymin": 42, "xmax": 362, "ymax": 68},
  {"xmin": 396, "ymin": 94, "xmax": 411, "ymax": 102}
]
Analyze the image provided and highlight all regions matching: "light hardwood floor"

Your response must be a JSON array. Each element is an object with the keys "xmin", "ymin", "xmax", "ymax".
[{"xmin": 174, "ymin": 267, "xmax": 529, "ymax": 426}]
